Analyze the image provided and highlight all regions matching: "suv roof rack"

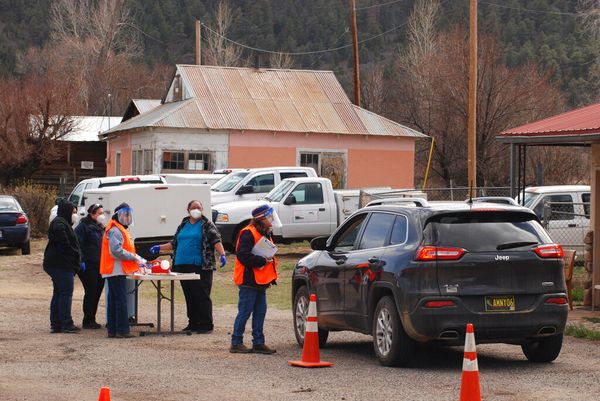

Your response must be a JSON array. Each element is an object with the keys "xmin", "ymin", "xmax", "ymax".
[{"xmin": 365, "ymin": 197, "xmax": 430, "ymax": 208}]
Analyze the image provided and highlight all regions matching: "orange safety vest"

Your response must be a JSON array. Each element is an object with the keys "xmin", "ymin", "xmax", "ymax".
[
  {"xmin": 99, "ymin": 219, "xmax": 139, "ymax": 275},
  {"xmin": 233, "ymin": 224, "xmax": 278, "ymax": 286}
]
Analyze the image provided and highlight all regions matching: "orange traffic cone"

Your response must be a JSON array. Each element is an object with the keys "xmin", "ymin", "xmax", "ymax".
[
  {"xmin": 98, "ymin": 387, "xmax": 111, "ymax": 401},
  {"xmin": 459, "ymin": 323, "xmax": 482, "ymax": 401},
  {"xmin": 289, "ymin": 294, "xmax": 333, "ymax": 368}
]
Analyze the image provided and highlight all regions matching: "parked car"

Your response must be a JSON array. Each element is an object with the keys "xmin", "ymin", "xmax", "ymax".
[
  {"xmin": 210, "ymin": 167, "xmax": 317, "ymax": 205},
  {"xmin": 291, "ymin": 201, "xmax": 568, "ymax": 366},
  {"xmin": 49, "ymin": 175, "xmax": 166, "ymax": 223},
  {"xmin": 0, "ymin": 195, "xmax": 31, "ymax": 255},
  {"xmin": 519, "ymin": 185, "xmax": 590, "ymax": 257}
]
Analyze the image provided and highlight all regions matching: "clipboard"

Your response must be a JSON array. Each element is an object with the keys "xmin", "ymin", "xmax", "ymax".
[{"xmin": 251, "ymin": 236, "xmax": 278, "ymax": 259}]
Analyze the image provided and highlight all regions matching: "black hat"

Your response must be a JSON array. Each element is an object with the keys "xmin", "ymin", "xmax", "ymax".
[
  {"xmin": 115, "ymin": 202, "xmax": 130, "ymax": 213},
  {"xmin": 87, "ymin": 203, "xmax": 103, "ymax": 214}
]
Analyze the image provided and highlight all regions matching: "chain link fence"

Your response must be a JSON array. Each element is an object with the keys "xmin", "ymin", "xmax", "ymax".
[
  {"xmin": 423, "ymin": 186, "xmax": 511, "ymax": 201},
  {"xmin": 540, "ymin": 201, "xmax": 590, "ymax": 257}
]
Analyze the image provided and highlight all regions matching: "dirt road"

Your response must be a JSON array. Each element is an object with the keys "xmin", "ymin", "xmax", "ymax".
[{"xmin": 1, "ymin": 242, "xmax": 600, "ymax": 401}]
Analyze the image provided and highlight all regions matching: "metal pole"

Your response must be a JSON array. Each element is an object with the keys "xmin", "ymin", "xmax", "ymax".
[
  {"xmin": 349, "ymin": 0, "xmax": 361, "ymax": 106},
  {"xmin": 422, "ymin": 137, "xmax": 435, "ymax": 191},
  {"xmin": 170, "ymin": 280, "xmax": 175, "ymax": 333},
  {"xmin": 195, "ymin": 20, "xmax": 202, "ymax": 65},
  {"xmin": 516, "ymin": 145, "xmax": 522, "ymax": 205},
  {"xmin": 509, "ymin": 143, "xmax": 515, "ymax": 198},
  {"xmin": 467, "ymin": 0, "xmax": 478, "ymax": 199},
  {"xmin": 522, "ymin": 145, "xmax": 527, "ymax": 204},
  {"xmin": 157, "ymin": 280, "xmax": 161, "ymax": 334}
]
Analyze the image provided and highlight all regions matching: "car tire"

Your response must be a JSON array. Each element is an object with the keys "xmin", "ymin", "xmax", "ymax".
[
  {"xmin": 521, "ymin": 334, "xmax": 563, "ymax": 363},
  {"xmin": 21, "ymin": 240, "xmax": 31, "ymax": 255},
  {"xmin": 372, "ymin": 296, "xmax": 414, "ymax": 367},
  {"xmin": 293, "ymin": 286, "xmax": 329, "ymax": 348}
]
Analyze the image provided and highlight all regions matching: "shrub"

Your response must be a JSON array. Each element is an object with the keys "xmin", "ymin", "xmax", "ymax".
[{"xmin": 1, "ymin": 181, "xmax": 57, "ymax": 238}]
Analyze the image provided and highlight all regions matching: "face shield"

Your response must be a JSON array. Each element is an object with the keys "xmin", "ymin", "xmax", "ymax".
[
  {"xmin": 262, "ymin": 207, "xmax": 282, "ymax": 229},
  {"xmin": 117, "ymin": 207, "xmax": 134, "ymax": 227}
]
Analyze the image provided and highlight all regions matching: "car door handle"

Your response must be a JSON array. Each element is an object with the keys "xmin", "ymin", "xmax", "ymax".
[
  {"xmin": 295, "ymin": 216, "xmax": 304, "ymax": 220},
  {"xmin": 568, "ymin": 223, "xmax": 577, "ymax": 227},
  {"xmin": 319, "ymin": 208, "xmax": 326, "ymax": 212}
]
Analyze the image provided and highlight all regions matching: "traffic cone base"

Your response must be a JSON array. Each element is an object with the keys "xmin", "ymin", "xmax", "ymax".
[{"xmin": 289, "ymin": 294, "xmax": 333, "ymax": 368}]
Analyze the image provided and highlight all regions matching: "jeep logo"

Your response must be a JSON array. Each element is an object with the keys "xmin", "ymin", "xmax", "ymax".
[{"xmin": 495, "ymin": 255, "xmax": 510, "ymax": 261}]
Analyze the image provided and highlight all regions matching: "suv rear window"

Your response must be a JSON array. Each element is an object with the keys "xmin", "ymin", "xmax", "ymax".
[{"xmin": 425, "ymin": 212, "xmax": 551, "ymax": 252}]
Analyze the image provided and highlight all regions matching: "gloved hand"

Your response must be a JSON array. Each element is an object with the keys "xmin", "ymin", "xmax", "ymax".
[
  {"xmin": 80, "ymin": 262, "xmax": 86, "ymax": 272},
  {"xmin": 135, "ymin": 255, "xmax": 147, "ymax": 265},
  {"xmin": 149, "ymin": 245, "xmax": 160, "ymax": 255},
  {"xmin": 220, "ymin": 254, "xmax": 227, "ymax": 267}
]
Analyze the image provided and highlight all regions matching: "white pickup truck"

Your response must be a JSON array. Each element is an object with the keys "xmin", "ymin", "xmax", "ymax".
[
  {"xmin": 520, "ymin": 185, "xmax": 590, "ymax": 257},
  {"xmin": 82, "ymin": 183, "xmax": 211, "ymax": 260},
  {"xmin": 209, "ymin": 166, "xmax": 317, "ymax": 205},
  {"xmin": 213, "ymin": 177, "xmax": 422, "ymax": 251}
]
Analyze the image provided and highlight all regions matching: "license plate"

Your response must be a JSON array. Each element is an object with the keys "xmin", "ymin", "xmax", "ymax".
[{"xmin": 485, "ymin": 295, "xmax": 515, "ymax": 311}]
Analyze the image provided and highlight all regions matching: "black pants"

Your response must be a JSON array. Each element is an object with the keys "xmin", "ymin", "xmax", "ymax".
[
  {"xmin": 77, "ymin": 264, "xmax": 104, "ymax": 325},
  {"xmin": 174, "ymin": 265, "xmax": 214, "ymax": 331}
]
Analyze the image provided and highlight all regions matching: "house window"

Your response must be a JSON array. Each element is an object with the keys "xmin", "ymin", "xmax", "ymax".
[
  {"xmin": 188, "ymin": 152, "xmax": 211, "ymax": 171},
  {"xmin": 132, "ymin": 150, "xmax": 155, "ymax": 175},
  {"xmin": 115, "ymin": 152, "xmax": 121, "ymax": 175},
  {"xmin": 300, "ymin": 153, "xmax": 319, "ymax": 172},
  {"xmin": 161, "ymin": 150, "xmax": 213, "ymax": 173},
  {"xmin": 162, "ymin": 151, "xmax": 185, "ymax": 170},
  {"xmin": 300, "ymin": 151, "xmax": 346, "ymax": 189}
]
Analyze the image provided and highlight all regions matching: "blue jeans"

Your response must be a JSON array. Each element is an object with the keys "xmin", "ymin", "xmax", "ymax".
[
  {"xmin": 106, "ymin": 276, "xmax": 130, "ymax": 334},
  {"xmin": 232, "ymin": 286, "xmax": 267, "ymax": 346},
  {"xmin": 46, "ymin": 268, "xmax": 75, "ymax": 329}
]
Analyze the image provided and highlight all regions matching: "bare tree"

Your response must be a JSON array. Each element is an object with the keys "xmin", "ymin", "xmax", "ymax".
[
  {"xmin": 47, "ymin": 0, "xmax": 143, "ymax": 114},
  {"xmin": 204, "ymin": 0, "xmax": 244, "ymax": 67},
  {"xmin": 361, "ymin": 65, "xmax": 386, "ymax": 114},
  {"xmin": 269, "ymin": 52, "xmax": 294, "ymax": 69},
  {"xmin": 0, "ymin": 72, "xmax": 77, "ymax": 184}
]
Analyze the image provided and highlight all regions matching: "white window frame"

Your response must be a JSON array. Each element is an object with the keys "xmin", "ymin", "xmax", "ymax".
[{"xmin": 297, "ymin": 148, "xmax": 347, "ymax": 188}]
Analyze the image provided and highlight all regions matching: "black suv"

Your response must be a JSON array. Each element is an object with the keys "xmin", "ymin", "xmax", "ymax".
[{"xmin": 291, "ymin": 202, "xmax": 568, "ymax": 366}]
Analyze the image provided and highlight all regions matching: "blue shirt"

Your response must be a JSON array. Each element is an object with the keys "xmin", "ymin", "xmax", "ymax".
[{"xmin": 174, "ymin": 220, "xmax": 204, "ymax": 266}]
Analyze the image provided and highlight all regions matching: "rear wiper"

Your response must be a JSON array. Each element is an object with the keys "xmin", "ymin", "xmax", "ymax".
[{"xmin": 496, "ymin": 241, "xmax": 538, "ymax": 250}]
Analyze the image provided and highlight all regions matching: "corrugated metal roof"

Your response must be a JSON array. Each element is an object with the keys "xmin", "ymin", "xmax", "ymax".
[
  {"xmin": 62, "ymin": 116, "xmax": 122, "ymax": 141},
  {"xmin": 131, "ymin": 99, "xmax": 161, "ymax": 114},
  {"xmin": 501, "ymin": 103, "xmax": 600, "ymax": 137},
  {"xmin": 105, "ymin": 65, "xmax": 427, "ymax": 139}
]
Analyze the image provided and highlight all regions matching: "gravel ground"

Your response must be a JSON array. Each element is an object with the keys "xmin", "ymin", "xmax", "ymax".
[{"xmin": 1, "ymin": 242, "xmax": 600, "ymax": 401}]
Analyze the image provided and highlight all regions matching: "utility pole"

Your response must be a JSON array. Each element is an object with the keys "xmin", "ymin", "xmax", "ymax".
[
  {"xmin": 349, "ymin": 0, "xmax": 361, "ymax": 106},
  {"xmin": 467, "ymin": 0, "xmax": 477, "ymax": 198},
  {"xmin": 195, "ymin": 20, "xmax": 202, "ymax": 65}
]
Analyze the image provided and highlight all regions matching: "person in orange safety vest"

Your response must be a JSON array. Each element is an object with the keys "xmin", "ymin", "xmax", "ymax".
[
  {"xmin": 100, "ymin": 203, "xmax": 146, "ymax": 338},
  {"xmin": 230, "ymin": 204, "xmax": 278, "ymax": 354}
]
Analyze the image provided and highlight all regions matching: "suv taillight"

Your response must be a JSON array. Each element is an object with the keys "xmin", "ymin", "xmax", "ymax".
[
  {"xmin": 415, "ymin": 246, "xmax": 465, "ymax": 261},
  {"xmin": 15, "ymin": 214, "xmax": 28, "ymax": 224},
  {"xmin": 533, "ymin": 244, "xmax": 564, "ymax": 258}
]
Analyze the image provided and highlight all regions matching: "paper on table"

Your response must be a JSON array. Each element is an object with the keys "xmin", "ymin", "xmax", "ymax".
[{"xmin": 251, "ymin": 236, "xmax": 278, "ymax": 259}]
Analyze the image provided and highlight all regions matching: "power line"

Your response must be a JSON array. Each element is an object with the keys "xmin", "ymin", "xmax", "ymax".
[
  {"xmin": 480, "ymin": 1, "xmax": 581, "ymax": 16},
  {"xmin": 201, "ymin": 20, "xmax": 408, "ymax": 56},
  {"xmin": 355, "ymin": 0, "xmax": 404, "ymax": 12}
]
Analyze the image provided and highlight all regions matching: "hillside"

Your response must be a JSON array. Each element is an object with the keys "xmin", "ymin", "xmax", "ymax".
[{"xmin": 0, "ymin": 0, "xmax": 596, "ymax": 106}]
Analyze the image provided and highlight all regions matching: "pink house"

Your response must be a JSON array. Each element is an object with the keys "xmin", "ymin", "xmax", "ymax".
[{"xmin": 101, "ymin": 65, "xmax": 427, "ymax": 188}]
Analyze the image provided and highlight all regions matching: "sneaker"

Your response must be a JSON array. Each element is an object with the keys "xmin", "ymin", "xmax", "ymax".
[
  {"xmin": 182, "ymin": 325, "xmax": 197, "ymax": 332},
  {"xmin": 50, "ymin": 327, "xmax": 62, "ymax": 334},
  {"xmin": 107, "ymin": 333, "xmax": 116, "ymax": 338},
  {"xmin": 62, "ymin": 326, "xmax": 81, "ymax": 334},
  {"xmin": 229, "ymin": 344, "xmax": 252, "ymax": 353},
  {"xmin": 116, "ymin": 332, "xmax": 136, "ymax": 338},
  {"xmin": 195, "ymin": 329, "xmax": 213, "ymax": 334},
  {"xmin": 252, "ymin": 344, "xmax": 276, "ymax": 354},
  {"xmin": 82, "ymin": 322, "xmax": 102, "ymax": 330}
]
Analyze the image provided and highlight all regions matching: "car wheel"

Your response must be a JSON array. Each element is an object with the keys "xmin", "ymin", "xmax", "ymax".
[
  {"xmin": 293, "ymin": 286, "xmax": 329, "ymax": 348},
  {"xmin": 521, "ymin": 334, "xmax": 563, "ymax": 363},
  {"xmin": 372, "ymin": 296, "xmax": 414, "ymax": 367},
  {"xmin": 21, "ymin": 240, "xmax": 31, "ymax": 255}
]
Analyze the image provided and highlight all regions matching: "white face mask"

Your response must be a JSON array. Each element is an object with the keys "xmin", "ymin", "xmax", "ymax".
[
  {"xmin": 96, "ymin": 214, "xmax": 107, "ymax": 226},
  {"xmin": 71, "ymin": 214, "xmax": 80, "ymax": 225},
  {"xmin": 189, "ymin": 209, "xmax": 202, "ymax": 219}
]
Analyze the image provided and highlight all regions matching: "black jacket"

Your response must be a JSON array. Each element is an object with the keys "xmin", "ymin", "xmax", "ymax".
[
  {"xmin": 170, "ymin": 215, "xmax": 222, "ymax": 270},
  {"xmin": 74, "ymin": 215, "xmax": 103, "ymax": 267},
  {"xmin": 236, "ymin": 230, "xmax": 275, "ymax": 289},
  {"xmin": 43, "ymin": 200, "xmax": 80, "ymax": 272}
]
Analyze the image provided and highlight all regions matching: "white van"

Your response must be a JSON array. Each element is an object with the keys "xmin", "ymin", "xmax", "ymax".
[
  {"xmin": 210, "ymin": 167, "xmax": 318, "ymax": 205},
  {"xmin": 49, "ymin": 175, "xmax": 166, "ymax": 223},
  {"xmin": 520, "ymin": 185, "xmax": 590, "ymax": 255},
  {"xmin": 161, "ymin": 173, "xmax": 224, "ymax": 186}
]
